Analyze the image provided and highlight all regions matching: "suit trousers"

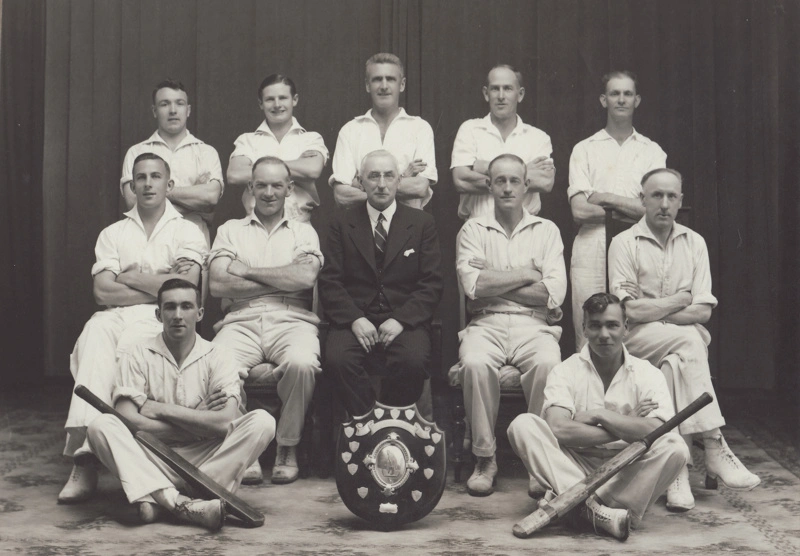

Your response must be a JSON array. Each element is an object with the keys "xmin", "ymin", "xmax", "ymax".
[
  {"xmin": 508, "ymin": 413, "xmax": 688, "ymax": 522},
  {"xmin": 86, "ymin": 410, "xmax": 274, "ymax": 504},
  {"xmin": 325, "ymin": 322, "xmax": 430, "ymax": 417},
  {"xmin": 212, "ymin": 305, "xmax": 320, "ymax": 446},
  {"xmin": 458, "ymin": 313, "xmax": 562, "ymax": 457},
  {"xmin": 65, "ymin": 304, "xmax": 163, "ymax": 457}
]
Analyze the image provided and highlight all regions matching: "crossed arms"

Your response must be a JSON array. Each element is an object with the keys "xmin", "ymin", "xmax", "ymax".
[
  {"xmin": 208, "ymin": 253, "xmax": 320, "ymax": 299},
  {"xmin": 452, "ymin": 156, "xmax": 555, "ymax": 195},
  {"xmin": 545, "ymin": 402, "xmax": 663, "ymax": 448},
  {"xmin": 93, "ymin": 262, "xmax": 201, "ymax": 307}
]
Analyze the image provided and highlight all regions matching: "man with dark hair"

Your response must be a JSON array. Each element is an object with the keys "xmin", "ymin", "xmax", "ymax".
[
  {"xmin": 209, "ymin": 156, "xmax": 322, "ymax": 485},
  {"xmin": 329, "ymin": 53, "xmax": 437, "ymax": 210},
  {"xmin": 227, "ymin": 74, "xmax": 328, "ymax": 222},
  {"xmin": 508, "ymin": 292, "xmax": 689, "ymax": 540},
  {"xmin": 120, "ymin": 79, "xmax": 223, "ymax": 244},
  {"xmin": 320, "ymin": 150, "xmax": 443, "ymax": 416},
  {"xmin": 451, "ymin": 65, "xmax": 555, "ymax": 220},
  {"xmin": 86, "ymin": 279, "xmax": 274, "ymax": 531},
  {"xmin": 608, "ymin": 168, "xmax": 759, "ymax": 512},
  {"xmin": 568, "ymin": 70, "xmax": 667, "ymax": 349},
  {"xmin": 456, "ymin": 153, "xmax": 566, "ymax": 496},
  {"xmin": 59, "ymin": 154, "xmax": 207, "ymax": 503}
]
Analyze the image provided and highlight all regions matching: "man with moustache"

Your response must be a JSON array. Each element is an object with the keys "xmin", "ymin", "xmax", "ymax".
[
  {"xmin": 320, "ymin": 150, "xmax": 443, "ymax": 417},
  {"xmin": 456, "ymin": 154, "xmax": 566, "ymax": 496},
  {"xmin": 227, "ymin": 74, "xmax": 328, "ymax": 222},
  {"xmin": 86, "ymin": 279, "xmax": 274, "ymax": 531},
  {"xmin": 451, "ymin": 64, "xmax": 555, "ymax": 220},
  {"xmin": 329, "ymin": 53, "xmax": 437, "ymax": 210},
  {"xmin": 59, "ymin": 153, "xmax": 207, "ymax": 503},
  {"xmin": 568, "ymin": 70, "xmax": 667, "ymax": 350},
  {"xmin": 209, "ymin": 156, "xmax": 322, "ymax": 485},
  {"xmin": 121, "ymin": 79, "xmax": 224, "ymax": 245},
  {"xmin": 508, "ymin": 292, "xmax": 689, "ymax": 540},
  {"xmin": 608, "ymin": 168, "xmax": 759, "ymax": 511}
]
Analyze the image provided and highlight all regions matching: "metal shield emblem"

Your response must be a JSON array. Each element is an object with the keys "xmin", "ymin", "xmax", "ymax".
[{"xmin": 336, "ymin": 401, "xmax": 446, "ymax": 528}]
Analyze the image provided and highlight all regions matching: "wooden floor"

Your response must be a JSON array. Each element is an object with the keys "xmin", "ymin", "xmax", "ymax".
[{"xmin": 0, "ymin": 383, "xmax": 799, "ymax": 555}]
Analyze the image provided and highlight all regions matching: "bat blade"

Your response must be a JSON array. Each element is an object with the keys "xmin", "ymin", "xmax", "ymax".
[
  {"xmin": 74, "ymin": 384, "xmax": 265, "ymax": 527},
  {"xmin": 513, "ymin": 392, "xmax": 713, "ymax": 538}
]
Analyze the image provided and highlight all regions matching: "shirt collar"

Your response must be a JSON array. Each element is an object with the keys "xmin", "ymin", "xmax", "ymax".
[
  {"xmin": 242, "ymin": 210, "xmax": 290, "ymax": 232},
  {"xmin": 632, "ymin": 216, "xmax": 690, "ymax": 243},
  {"xmin": 254, "ymin": 117, "xmax": 306, "ymax": 137},
  {"xmin": 123, "ymin": 199, "xmax": 183, "ymax": 230},
  {"xmin": 146, "ymin": 332, "xmax": 214, "ymax": 371},
  {"xmin": 479, "ymin": 209, "xmax": 543, "ymax": 237},
  {"xmin": 144, "ymin": 129, "xmax": 204, "ymax": 149},
  {"xmin": 589, "ymin": 127, "xmax": 648, "ymax": 144},
  {"xmin": 480, "ymin": 113, "xmax": 526, "ymax": 136},
  {"xmin": 366, "ymin": 200, "xmax": 397, "ymax": 224},
  {"xmin": 357, "ymin": 107, "xmax": 411, "ymax": 124},
  {"xmin": 578, "ymin": 343, "xmax": 636, "ymax": 385}
]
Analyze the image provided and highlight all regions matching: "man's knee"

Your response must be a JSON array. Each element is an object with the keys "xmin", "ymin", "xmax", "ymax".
[
  {"xmin": 86, "ymin": 413, "xmax": 122, "ymax": 443},
  {"xmin": 282, "ymin": 348, "xmax": 321, "ymax": 375},
  {"xmin": 507, "ymin": 413, "xmax": 549, "ymax": 445},
  {"xmin": 242, "ymin": 409, "xmax": 276, "ymax": 446},
  {"xmin": 459, "ymin": 349, "xmax": 495, "ymax": 380},
  {"xmin": 654, "ymin": 432, "xmax": 690, "ymax": 465}
]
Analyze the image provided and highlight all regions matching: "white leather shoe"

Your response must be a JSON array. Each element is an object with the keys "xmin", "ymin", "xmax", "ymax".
[
  {"xmin": 584, "ymin": 494, "xmax": 631, "ymax": 541},
  {"xmin": 172, "ymin": 495, "xmax": 225, "ymax": 531},
  {"xmin": 272, "ymin": 445, "xmax": 299, "ymax": 485},
  {"xmin": 466, "ymin": 454, "xmax": 497, "ymax": 497},
  {"xmin": 528, "ymin": 476, "xmax": 547, "ymax": 499},
  {"xmin": 704, "ymin": 435, "xmax": 760, "ymax": 490},
  {"xmin": 57, "ymin": 462, "xmax": 98, "ymax": 504},
  {"xmin": 666, "ymin": 465, "xmax": 695, "ymax": 512},
  {"xmin": 241, "ymin": 460, "xmax": 263, "ymax": 485}
]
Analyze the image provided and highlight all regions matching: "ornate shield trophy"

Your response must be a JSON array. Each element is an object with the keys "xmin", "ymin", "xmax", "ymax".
[{"xmin": 335, "ymin": 402, "xmax": 446, "ymax": 528}]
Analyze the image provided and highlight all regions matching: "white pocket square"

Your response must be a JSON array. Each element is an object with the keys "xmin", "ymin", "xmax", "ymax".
[{"xmin": 404, "ymin": 248, "xmax": 415, "ymax": 257}]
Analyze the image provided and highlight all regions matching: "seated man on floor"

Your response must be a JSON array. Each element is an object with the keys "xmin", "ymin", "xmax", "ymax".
[
  {"xmin": 608, "ymin": 168, "xmax": 759, "ymax": 511},
  {"xmin": 87, "ymin": 279, "xmax": 274, "ymax": 531},
  {"xmin": 319, "ymin": 150, "xmax": 443, "ymax": 417},
  {"xmin": 60, "ymin": 153, "xmax": 207, "ymax": 503},
  {"xmin": 508, "ymin": 293, "xmax": 688, "ymax": 540},
  {"xmin": 209, "ymin": 156, "xmax": 322, "ymax": 485},
  {"xmin": 456, "ymin": 153, "xmax": 566, "ymax": 497}
]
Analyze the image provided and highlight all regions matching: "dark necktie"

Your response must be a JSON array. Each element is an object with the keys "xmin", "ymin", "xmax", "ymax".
[{"xmin": 374, "ymin": 213, "xmax": 387, "ymax": 254}]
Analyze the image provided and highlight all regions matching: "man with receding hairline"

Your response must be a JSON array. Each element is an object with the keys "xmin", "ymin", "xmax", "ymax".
[
  {"xmin": 209, "ymin": 156, "xmax": 322, "ymax": 485},
  {"xmin": 329, "ymin": 53, "xmax": 437, "ymax": 210},
  {"xmin": 452, "ymin": 64, "xmax": 555, "ymax": 220},
  {"xmin": 568, "ymin": 70, "xmax": 667, "ymax": 350},
  {"xmin": 120, "ymin": 79, "xmax": 224, "ymax": 244},
  {"xmin": 456, "ymin": 153, "xmax": 566, "ymax": 496},
  {"xmin": 59, "ymin": 153, "xmax": 207, "ymax": 504},
  {"xmin": 609, "ymin": 168, "xmax": 759, "ymax": 512},
  {"xmin": 320, "ymin": 149, "xmax": 443, "ymax": 416}
]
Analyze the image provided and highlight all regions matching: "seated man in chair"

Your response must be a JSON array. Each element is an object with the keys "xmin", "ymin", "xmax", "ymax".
[
  {"xmin": 209, "ymin": 156, "xmax": 322, "ymax": 485},
  {"xmin": 319, "ymin": 149, "xmax": 443, "ymax": 417},
  {"xmin": 456, "ymin": 154, "xmax": 566, "ymax": 497},
  {"xmin": 608, "ymin": 168, "xmax": 759, "ymax": 512}
]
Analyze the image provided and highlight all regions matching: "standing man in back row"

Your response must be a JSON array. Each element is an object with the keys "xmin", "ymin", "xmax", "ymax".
[
  {"xmin": 451, "ymin": 64, "xmax": 555, "ymax": 220},
  {"xmin": 329, "ymin": 53, "xmax": 437, "ymax": 210},
  {"xmin": 568, "ymin": 70, "xmax": 666, "ymax": 349},
  {"xmin": 121, "ymin": 79, "xmax": 224, "ymax": 245}
]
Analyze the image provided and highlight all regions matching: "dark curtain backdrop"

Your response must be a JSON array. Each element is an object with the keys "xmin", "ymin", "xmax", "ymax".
[{"xmin": 2, "ymin": 1, "xmax": 798, "ymax": 416}]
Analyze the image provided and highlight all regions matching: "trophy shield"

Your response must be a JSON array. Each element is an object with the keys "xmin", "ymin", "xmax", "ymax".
[{"xmin": 335, "ymin": 402, "xmax": 447, "ymax": 529}]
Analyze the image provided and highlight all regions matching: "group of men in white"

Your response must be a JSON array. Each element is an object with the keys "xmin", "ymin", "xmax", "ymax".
[{"xmin": 58, "ymin": 52, "xmax": 759, "ymax": 538}]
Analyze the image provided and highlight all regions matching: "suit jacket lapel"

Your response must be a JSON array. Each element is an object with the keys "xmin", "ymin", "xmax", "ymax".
[
  {"xmin": 347, "ymin": 205, "xmax": 378, "ymax": 274},
  {"xmin": 382, "ymin": 204, "xmax": 413, "ymax": 269}
]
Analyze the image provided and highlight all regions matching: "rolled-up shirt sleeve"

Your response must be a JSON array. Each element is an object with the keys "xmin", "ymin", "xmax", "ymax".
[
  {"xmin": 175, "ymin": 222, "xmax": 208, "ymax": 266},
  {"xmin": 567, "ymin": 142, "xmax": 593, "ymax": 200},
  {"xmin": 329, "ymin": 125, "xmax": 357, "ymax": 187},
  {"xmin": 230, "ymin": 133, "xmax": 256, "ymax": 162},
  {"xmin": 304, "ymin": 132, "xmax": 330, "ymax": 164},
  {"xmin": 456, "ymin": 222, "xmax": 483, "ymax": 300},
  {"xmin": 537, "ymin": 222, "xmax": 567, "ymax": 309},
  {"xmin": 112, "ymin": 346, "xmax": 149, "ymax": 408},
  {"xmin": 450, "ymin": 121, "xmax": 477, "ymax": 169},
  {"xmin": 201, "ymin": 145, "xmax": 224, "ymax": 194},
  {"xmin": 690, "ymin": 235, "xmax": 718, "ymax": 307},
  {"xmin": 541, "ymin": 363, "xmax": 575, "ymax": 418},
  {"xmin": 208, "ymin": 346, "xmax": 243, "ymax": 407},
  {"xmin": 120, "ymin": 146, "xmax": 137, "ymax": 187},
  {"xmin": 91, "ymin": 227, "xmax": 121, "ymax": 277},
  {"xmin": 207, "ymin": 223, "xmax": 237, "ymax": 265},
  {"xmin": 415, "ymin": 121, "xmax": 438, "ymax": 185},
  {"xmin": 636, "ymin": 364, "xmax": 676, "ymax": 424},
  {"xmin": 608, "ymin": 234, "xmax": 638, "ymax": 302},
  {"xmin": 292, "ymin": 223, "xmax": 324, "ymax": 268}
]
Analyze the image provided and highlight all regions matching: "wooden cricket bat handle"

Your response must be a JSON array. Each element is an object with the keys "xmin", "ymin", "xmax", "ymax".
[
  {"xmin": 74, "ymin": 384, "xmax": 139, "ymax": 433},
  {"xmin": 642, "ymin": 392, "xmax": 712, "ymax": 448}
]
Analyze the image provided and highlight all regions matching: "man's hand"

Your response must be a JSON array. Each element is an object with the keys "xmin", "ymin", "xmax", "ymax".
[
  {"xmin": 227, "ymin": 258, "xmax": 250, "ymax": 278},
  {"xmin": 292, "ymin": 253, "xmax": 316, "ymax": 266},
  {"xmin": 468, "ymin": 257, "xmax": 489, "ymax": 270},
  {"xmin": 472, "ymin": 160, "xmax": 490, "ymax": 175},
  {"xmin": 351, "ymin": 317, "xmax": 380, "ymax": 353},
  {"xmin": 619, "ymin": 281, "xmax": 642, "ymax": 300},
  {"xmin": 378, "ymin": 318, "xmax": 404, "ymax": 348},
  {"xmin": 140, "ymin": 399, "xmax": 163, "ymax": 420},
  {"xmin": 196, "ymin": 390, "xmax": 228, "ymax": 412},
  {"xmin": 587, "ymin": 191, "xmax": 613, "ymax": 207},
  {"xmin": 300, "ymin": 150, "xmax": 320, "ymax": 159},
  {"xmin": 631, "ymin": 395, "xmax": 659, "ymax": 418},
  {"xmin": 170, "ymin": 258, "xmax": 199, "ymax": 275},
  {"xmin": 573, "ymin": 410, "xmax": 600, "ymax": 426},
  {"xmin": 194, "ymin": 171, "xmax": 211, "ymax": 185},
  {"xmin": 351, "ymin": 176, "xmax": 364, "ymax": 192},
  {"xmin": 674, "ymin": 291, "xmax": 693, "ymax": 308},
  {"xmin": 402, "ymin": 159, "xmax": 427, "ymax": 178}
]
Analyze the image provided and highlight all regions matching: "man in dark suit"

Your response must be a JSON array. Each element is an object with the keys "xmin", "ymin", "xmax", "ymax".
[{"xmin": 319, "ymin": 149, "xmax": 443, "ymax": 416}]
